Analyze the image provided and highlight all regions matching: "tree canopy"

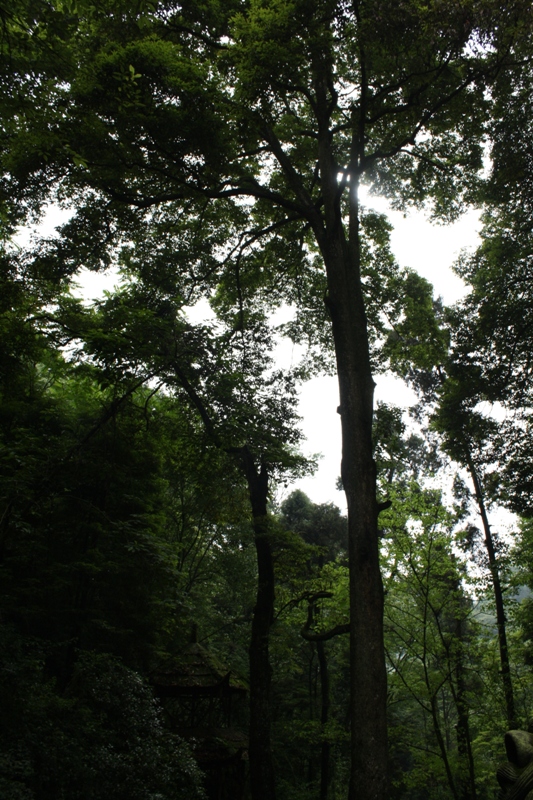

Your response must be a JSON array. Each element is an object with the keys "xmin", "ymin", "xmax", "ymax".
[{"xmin": 2, "ymin": 2, "xmax": 533, "ymax": 800}]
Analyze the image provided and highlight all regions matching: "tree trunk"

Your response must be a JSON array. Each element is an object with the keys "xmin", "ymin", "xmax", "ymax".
[
  {"xmin": 466, "ymin": 452, "xmax": 516, "ymax": 728},
  {"xmin": 317, "ymin": 206, "xmax": 388, "ymax": 799},
  {"xmin": 241, "ymin": 447, "xmax": 277, "ymax": 800},
  {"xmin": 429, "ymin": 693, "xmax": 459, "ymax": 800},
  {"xmin": 454, "ymin": 619, "xmax": 477, "ymax": 800},
  {"xmin": 317, "ymin": 639, "xmax": 331, "ymax": 800}
]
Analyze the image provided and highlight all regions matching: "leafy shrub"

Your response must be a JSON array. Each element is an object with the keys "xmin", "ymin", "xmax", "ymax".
[{"xmin": 0, "ymin": 634, "xmax": 204, "ymax": 800}]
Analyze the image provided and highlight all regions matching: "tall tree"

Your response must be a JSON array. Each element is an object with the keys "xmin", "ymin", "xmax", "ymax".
[
  {"xmin": 4, "ymin": 2, "xmax": 533, "ymax": 796},
  {"xmin": 54, "ymin": 277, "xmax": 308, "ymax": 798}
]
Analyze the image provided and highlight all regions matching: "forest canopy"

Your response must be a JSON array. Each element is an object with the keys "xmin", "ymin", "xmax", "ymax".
[{"xmin": 2, "ymin": 2, "xmax": 533, "ymax": 799}]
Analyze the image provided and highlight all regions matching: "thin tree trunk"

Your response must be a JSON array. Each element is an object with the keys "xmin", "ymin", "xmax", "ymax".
[
  {"xmin": 302, "ymin": 595, "xmax": 348, "ymax": 800},
  {"xmin": 454, "ymin": 619, "xmax": 477, "ymax": 800},
  {"xmin": 241, "ymin": 447, "xmax": 277, "ymax": 800},
  {"xmin": 430, "ymin": 694, "xmax": 459, "ymax": 800},
  {"xmin": 172, "ymin": 371, "xmax": 279, "ymax": 800},
  {"xmin": 465, "ymin": 452, "xmax": 516, "ymax": 728},
  {"xmin": 317, "ymin": 639, "xmax": 331, "ymax": 800},
  {"xmin": 438, "ymin": 571, "xmax": 477, "ymax": 800}
]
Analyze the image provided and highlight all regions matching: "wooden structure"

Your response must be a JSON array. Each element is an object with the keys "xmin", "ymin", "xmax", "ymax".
[{"xmin": 152, "ymin": 642, "xmax": 249, "ymax": 800}]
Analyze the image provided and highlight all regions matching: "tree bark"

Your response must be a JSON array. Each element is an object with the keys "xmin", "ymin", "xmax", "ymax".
[
  {"xmin": 331, "ymin": 249, "xmax": 388, "ymax": 800},
  {"xmin": 317, "ymin": 193, "xmax": 388, "ymax": 800}
]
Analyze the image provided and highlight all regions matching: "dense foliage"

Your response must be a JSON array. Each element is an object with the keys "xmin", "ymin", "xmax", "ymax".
[{"xmin": 2, "ymin": 2, "xmax": 533, "ymax": 799}]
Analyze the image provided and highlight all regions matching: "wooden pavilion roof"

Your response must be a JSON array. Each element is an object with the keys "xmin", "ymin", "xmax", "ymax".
[{"xmin": 151, "ymin": 642, "xmax": 248, "ymax": 697}]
